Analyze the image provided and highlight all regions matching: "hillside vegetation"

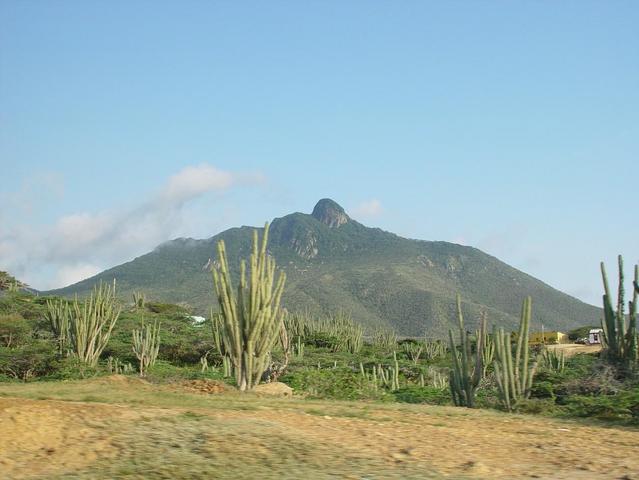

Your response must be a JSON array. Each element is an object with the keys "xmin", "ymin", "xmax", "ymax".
[
  {"xmin": 1, "ymin": 251, "xmax": 639, "ymax": 480},
  {"xmin": 47, "ymin": 199, "xmax": 600, "ymax": 336}
]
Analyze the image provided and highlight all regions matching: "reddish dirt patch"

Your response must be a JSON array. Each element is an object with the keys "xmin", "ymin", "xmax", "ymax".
[
  {"xmin": 0, "ymin": 398, "xmax": 129, "ymax": 478},
  {"xmin": 181, "ymin": 379, "xmax": 229, "ymax": 394}
]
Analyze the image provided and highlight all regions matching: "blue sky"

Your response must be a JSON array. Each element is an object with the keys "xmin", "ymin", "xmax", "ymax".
[{"xmin": 1, "ymin": 1, "xmax": 637, "ymax": 305}]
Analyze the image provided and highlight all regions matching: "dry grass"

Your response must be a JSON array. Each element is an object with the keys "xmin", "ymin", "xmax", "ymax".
[{"xmin": 1, "ymin": 377, "xmax": 638, "ymax": 479}]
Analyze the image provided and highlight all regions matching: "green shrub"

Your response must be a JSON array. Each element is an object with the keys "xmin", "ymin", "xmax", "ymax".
[
  {"xmin": 144, "ymin": 360, "xmax": 185, "ymax": 380},
  {"xmin": 304, "ymin": 332, "xmax": 341, "ymax": 350},
  {"xmin": 0, "ymin": 340, "xmax": 60, "ymax": 381},
  {"xmin": 0, "ymin": 313, "xmax": 31, "ymax": 348},
  {"xmin": 392, "ymin": 386, "xmax": 450, "ymax": 405},
  {"xmin": 623, "ymin": 389, "xmax": 639, "ymax": 420},
  {"xmin": 564, "ymin": 394, "xmax": 633, "ymax": 420},
  {"xmin": 46, "ymin": 356, "xmax": 100, "ymax": 380},
  {"xmin": 281, "ymin": 367, "xmax": 383, "ymax": 400},
  {"xmin": 555, "ymin": 363, "xmax": 621, "ymax": 400},
  {"xmin": 514, "ymin": 398, "xmax": 558, "ymax": 415},
  {"xmin": 146, "ymin": 302, "xmax": 191, "ymax": 315},
  {"xmin": 530, "ymin": 380, "xmax": 556, "ymax": 399},
  {"xmin": 105, "ymin": 311, "xmax": 212, "ymax": 366}
]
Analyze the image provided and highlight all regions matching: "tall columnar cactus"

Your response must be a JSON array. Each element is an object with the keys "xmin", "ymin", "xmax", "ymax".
[
  {"xmin": 448, "ymin": 294, "xmax": 486, "ymax": 408},
  {"xmin": 262, "ymin": 315, "xmax": 292, "ymax": 382},
  {"xmin": 600, "ymin": 256, "xmax": 638, "ymax": 372},
  {"xmin": 422, "ymin": 340, "xmax": 447, "ymax": 360},
  {"xmin": 211, "ymin": 223, "xmax": 287, "ymax": 391},
  {"xmin": 132, "ymin": 320, "xmax": 161, "ymax": 376},
  {"xmin": 493, "ymin": 296, "xmax": 538, "ymax": 411},
  {"xmin": 373, "ymin": 327, "xmax": 398, "ymax": 351},
  {"xmin": 132, "ymin": 291, "xmax": 146, "ymax": 309},
  {"xmin": 210, "ymin": 309, "xmax": 227, "ymax": 357},
  {"xmin": 285, "ymin": 310, "xmax": 363, "ymax": 353},
  {"xmin": 402, "ymin": 342, "xmax": 424, "ymax": 364},
  {"xmin": 45, "ymin": 298, "xmax": 71, "ymax": 355},
  {"xmin": 540, "ymin": 347, "xmax": 565, "ymax": 373},
  {"xmin": 69, "ymin": 281, "xmax": 121, "ymax": 367},
  {"xmin": 478, "ymin": 312, "xmax": 495, "ymax": 378},
  {"xmin": 391, "ymin": 351, "xmax": 400, "ymax": 390}
]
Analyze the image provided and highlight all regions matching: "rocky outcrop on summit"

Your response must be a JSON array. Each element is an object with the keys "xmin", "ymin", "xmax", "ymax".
[{"xmin": 311, "ymin": 199, "xmax": 349, "ymax": 228}]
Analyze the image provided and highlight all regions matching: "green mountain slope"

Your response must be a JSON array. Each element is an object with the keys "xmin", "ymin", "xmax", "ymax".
[{"xmin": 46, "ymin": 199, "xmax": 601, "ymax": 337}]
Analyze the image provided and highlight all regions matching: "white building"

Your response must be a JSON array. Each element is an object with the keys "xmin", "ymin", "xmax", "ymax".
[{"xmin": 588, "ymin": 328, "xmax": 604, "ymax": 344}]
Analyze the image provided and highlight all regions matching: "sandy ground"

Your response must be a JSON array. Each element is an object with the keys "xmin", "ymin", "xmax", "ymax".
[
  {"xmin": 546, "ymin": 343, "xmax": 602, "ymax": 356},
  {"xmin": 0, "ymin": 377, "xmax": 637, "ymax": 479}
]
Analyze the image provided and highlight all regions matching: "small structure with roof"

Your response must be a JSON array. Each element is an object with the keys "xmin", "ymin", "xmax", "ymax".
[
  {"xmin": 588, "ymin": 328, "xmax": 604, "ymax": 345},
  {"xmin": 529, "ymin": 331, "xmax": 568, "ymax": 345}
]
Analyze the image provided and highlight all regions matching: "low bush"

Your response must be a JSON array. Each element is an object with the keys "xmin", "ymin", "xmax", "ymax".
[
  {"xmin": 282, "ymin": 367, "xmax": 384, "ymax": 400},
  {"xmin": 555, "ymin": 363, "xmax": 621, "ymax": 400},
  {"xmin": 513, "ymin": 398, "xmax": 558, "ymax": 415},
  {"xmin": 0, "ymin": 340, "xmax": 60, "ymax": 381},
  {"xmin": 146, "ymin": 302, "xmax": 192, "ymax": 315},
  {"xmin": 46, "ymin": 356, "xmax": 100, "ymax": 380},
  {"xmin": 392, "ymin": 385, "xmax": 450, "ymax": 405},
  {"xmin": 0, "ymin": 313, "xmax": 31, "ymax": 348},
  {"xmin": 564, "ymin": 394, "xmax": 633, "ymax": 420}
]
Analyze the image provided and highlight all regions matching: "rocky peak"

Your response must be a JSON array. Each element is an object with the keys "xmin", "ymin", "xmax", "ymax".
[{"xmin": 311, "ymin": 199, "xmax": 349, "ymax": 228}]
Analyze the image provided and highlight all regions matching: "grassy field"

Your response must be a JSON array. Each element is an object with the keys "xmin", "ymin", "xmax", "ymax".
[{"xmin": 2, "ymin": 377, "xmax": 639, "ymax": 480}]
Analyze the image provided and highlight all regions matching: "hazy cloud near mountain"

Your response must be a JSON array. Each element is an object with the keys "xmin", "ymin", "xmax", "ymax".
[
  {"xmin": 0, "ymin": 164, "xmax": 265, "ymax": 290},
  {"xmin": 160, "ymin": 164, "xmax": 234, "ymax": 204},
  {"xmin": 350, "ymin": 199, "xmax": 383, "ymax": 218}
]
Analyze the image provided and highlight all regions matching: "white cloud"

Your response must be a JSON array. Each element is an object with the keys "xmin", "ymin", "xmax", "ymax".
[
  {"xmin": 54, "ymin": 263, "xmax": 103, "ymax": 287},
  {"xmin": 161, "ymin": 164, "xmax": 234, "ymax": 203},
  {"xmin": 0, "ymin": 163, "xmax": 264, "ymax": 289},
  {"xmin": 350, "ymin": 199, "xmax": 383, "ymax": 218}
]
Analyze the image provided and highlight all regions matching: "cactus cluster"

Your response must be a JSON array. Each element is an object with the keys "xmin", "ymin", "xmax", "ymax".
[
  {"xmin": 69, "ymin": 281, "xmax": 121, "ymax": 367},
  {"xmin": 448, "ymin": 294, "xmax": 486, "ymax": 408},
  {"xmin": 200, "ymin": 354, "xmax": 210, "ymax": 372},
  {"xmin": 45, "ymin": 298, "xmax": 71, "ymax": 355},
  {"xmin": 422, "ymin": 367, "xmax": 448, "ymax": 390},
  {"xmin": 372, "ymin": 327, "xmax": 398, "ymax": 351},
  {"xmin": 132, "ymin": 320, "xmax": 161, "ymax": 376},
  {"xmin": 210, "ymin": 310, "xmax": 227, "ymax": 357},
  {"xmin": 540, "ymin": 347, "xmax": 565, "ymax": 373},
  {"xmin": 211, "ymin": 223, "xmax": 287, "ymax": 391},
  {"xmin": 477, "ymin": 312, "xmax": 495, "ymax": 377},
  {"xmin": 45, "ymin": 281, "xmax": 120, "ymax": 367},
  {"xmin": 285, "ymin": 310, "xmax": 364, "ymax": 354},
  {"xmin": 402, "ymin": 342, "xmax": 424, "ymax": 364},
  {"xmin": 107, "ymin": 356, "xmax": 133, "ymax": 374},
  {"xmin": 422, "ymin": 340, "xmax": 447, "ymax": 361},
  {"xmin": 402, "ymin": 340, "xmax": 447, "ymax": 364},
  {"xmin": 493, "ymin": 297, "xmax": 538, "ymax": 411},
  {"xmin": 359, "ymin": 352, "xmax": 400, "ymax": 391},
  {"xmin": 132, "ymin": 291, "xmax": 146, "ymax": 309},
  {"xmin": 293, "ymin": 336, "xmax": 305, "ymax": 358},
  {"xmin": 222, "ymin": 356, "xmax": 233, "ymax": 378},
  {"xmin": 600, "ymin": 256, "xmax": 638, "ymax": 372}
]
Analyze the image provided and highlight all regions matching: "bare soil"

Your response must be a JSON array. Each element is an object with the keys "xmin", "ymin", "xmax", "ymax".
[
  {"xmin": 547, "ymin": 343, "xmax": 602, "ymax": 356},
  {"xmin": 0, "ymin": 377, "xmax": 637, "ymax": 479}
]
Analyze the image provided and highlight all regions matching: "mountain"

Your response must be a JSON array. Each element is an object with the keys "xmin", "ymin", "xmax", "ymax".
[{"xmin": 46, "ymin": 199, "xmax": 601, "ymax": 337}]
